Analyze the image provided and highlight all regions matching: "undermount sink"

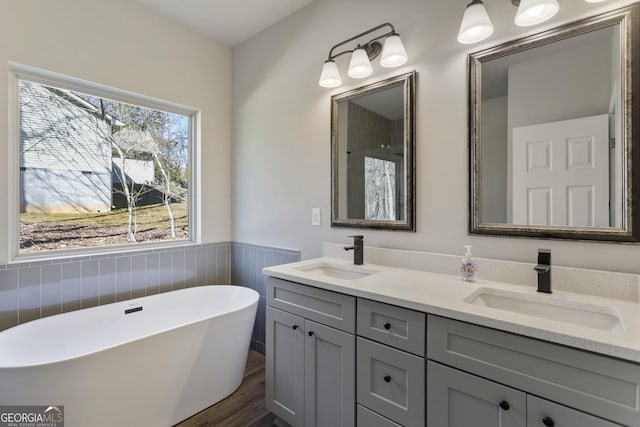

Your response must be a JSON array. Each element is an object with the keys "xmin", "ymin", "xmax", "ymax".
[
  {"xmin": 464, "ymin": 287, "xmax": 625, "ymax": 332},
  {"xmin": 294, "ymin": 261, "xmax": 378, "ymax": 280}
]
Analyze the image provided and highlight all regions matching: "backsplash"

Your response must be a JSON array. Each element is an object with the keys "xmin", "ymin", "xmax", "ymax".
[
  {"xmin": 324, "ymin": 243, "xmax": 640, "ymax": 302},
  {"xmin": 231, "ymin": 242, "xmax": 300, "ymax": 353}
]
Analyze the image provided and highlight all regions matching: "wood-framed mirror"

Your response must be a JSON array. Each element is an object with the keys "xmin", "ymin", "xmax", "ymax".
[
  {"xmin": 469, "ymin": 5, "xmax": 639, "ymax": 242},
  {"xmin": 331, "ymin": 71, "xmax": 416, "ymax": 231}
]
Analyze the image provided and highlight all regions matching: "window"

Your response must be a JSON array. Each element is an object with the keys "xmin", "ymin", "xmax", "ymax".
[
  {"xmin": 12, "ymin": 65, "xmax": 198, "ymax": 258},
  {"xmin": 364, "ymin": 156, "xmax": 397, "ymax": 221}
]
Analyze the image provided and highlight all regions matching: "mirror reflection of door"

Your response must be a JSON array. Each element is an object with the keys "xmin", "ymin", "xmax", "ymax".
[
  {"xmin": 512, "ymin": 115, "xmax": 609, "ymax": 227},
  {"xmin": 341, "ymin": 86, "xmax": 405, "ymax": 221},
  {"xmin": 480, "ymin": 25, "xmax": 622, "ymax": 228}
]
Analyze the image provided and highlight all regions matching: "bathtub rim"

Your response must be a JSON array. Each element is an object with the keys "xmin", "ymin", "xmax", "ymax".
[{"xmin": 0, "ymin": 285, "xmax": 259, "ymax": 368}]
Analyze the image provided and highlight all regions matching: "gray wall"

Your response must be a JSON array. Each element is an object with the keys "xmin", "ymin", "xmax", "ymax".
[
  {"xmin": 231, "ymin": 242, "xmax": 300, "ymax": 352},
  {"xmin": 480, "ymin": 96, "xmax": 508, "ymax": 223},
  {"xmin": 231, "ymin": 0, "xmax": 640, "ymax": 273},
  {"xmin": 507, "ymin": 38, "xmax": 612, "ymax": 130}
]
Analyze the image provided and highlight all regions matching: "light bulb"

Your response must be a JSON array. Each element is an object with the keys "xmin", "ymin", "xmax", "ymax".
[
  {"xmin": 348, "ymin": 48, "xmax": 373, "ymax": 79},
  {"xmin": 526, "ymin": 5, "xmax": 545, "ymax": 17},
  {"xmin": 514, "ymin": 0, "xmax": 559, "ymax": 27},
  {"xmin": 467, "ymin": 26, "xmax": 482, "ymax": 36}
]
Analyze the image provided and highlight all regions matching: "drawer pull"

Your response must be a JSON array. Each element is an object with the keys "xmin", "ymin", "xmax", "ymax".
[
  {"xmin": 542, "ymin": 417, "xmax": 555, "ymax": 427},
  {"xmin": 292, "ymin": 324, "xmax": 298, "ymax": 330},
  {"xmin": 383, "ymin": 374, "xmax": 391, "ymax": 383},
  {"xmin": 383, "ymin": 322, "xmax": 391, "ymax": 330},
  {"xmin": 499, "ymin": 400, "xmax": 510, "ymax": 411},
  {"xmin": 308, "ymin": 331, "xmax": 315, "ymax": 337}
]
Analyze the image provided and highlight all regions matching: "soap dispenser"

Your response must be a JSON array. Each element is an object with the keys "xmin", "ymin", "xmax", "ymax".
[{"xmin": 460, "ymin": 245, "xmax": 478, "ymax": 282}]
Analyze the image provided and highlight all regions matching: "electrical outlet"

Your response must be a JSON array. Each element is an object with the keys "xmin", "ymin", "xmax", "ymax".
[{"xmin": 311, "ymin": 208, "xmax": 321, "ymax": 226}]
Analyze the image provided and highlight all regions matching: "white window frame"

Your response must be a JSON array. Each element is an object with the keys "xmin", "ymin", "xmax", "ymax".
[{"xmin": 8, "ymin": 63, "xmax": 201, "ymax": 262}]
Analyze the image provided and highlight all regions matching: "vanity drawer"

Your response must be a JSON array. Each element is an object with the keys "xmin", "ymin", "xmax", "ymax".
[
  {"xmin": 527, "ymin": 395, "xmax": 623, "ymax": 427},
  {"xmin": 357, "ymin": 405, "xmax": 402, "ymax": 427},
  {"xmin": 357, "ymin": 337, "xmax": 425, "ymax": 427},
  {"xmin": 266, "ymin": 277, "xmax": 356, "ymax": 333},
  {"xmin": 427, "ymin": 315, "xmax": 640, "ymax": 427},
  {"xmin": 357, "ymin": 298, "xmax": 425, "ymax": 356}
]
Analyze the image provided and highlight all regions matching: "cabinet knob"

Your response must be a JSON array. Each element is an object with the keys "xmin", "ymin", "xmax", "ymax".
[
  {"xmin": 292, "ymin": 325, "xmax": 298, "ymax": 330},
  {"xmin": 542, "ymin": 417, "xmax": 555, "ymax": 427},
  {"xmin": 383, "ymin": 322, "xmax": 391, "ymax": 330},
  {"xmin": 383, "ymin": 374, "xmax": 391, "ymax": 383},
  {"xmin": 308, "ymin": 331, "xmax": 314, "ymax": 337},
  {"xmin": 499, "ymin": 400, "xmax": 510, "ymax": 411}
]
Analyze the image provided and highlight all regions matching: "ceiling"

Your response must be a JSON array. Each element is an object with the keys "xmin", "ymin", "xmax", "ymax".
[{"xmin": 132, "ymin": 0, "xmax": 315, "ymax": 46}]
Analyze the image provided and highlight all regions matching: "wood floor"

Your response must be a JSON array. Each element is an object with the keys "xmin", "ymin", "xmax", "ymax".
[{"xmin": 175, "ymin": 349, "xmax": 277, "ymax": 427}]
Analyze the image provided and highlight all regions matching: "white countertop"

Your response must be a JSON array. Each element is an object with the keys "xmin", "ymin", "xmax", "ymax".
[{"xmin": 263, "ymin": 257, "xmax": 640, "ymax": 363}]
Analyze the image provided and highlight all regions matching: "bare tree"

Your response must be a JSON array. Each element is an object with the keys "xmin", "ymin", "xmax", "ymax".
[
  {"xmin": 111, "ymin": 129, "xmax": 155, "ymax": 241},
  {"xmin": 365, "ymin": 157, "xmax": 396, "ymax": 221},
  {"xmin": 98, "ymin": 98, "xmax": 188, "ymax": 241}
]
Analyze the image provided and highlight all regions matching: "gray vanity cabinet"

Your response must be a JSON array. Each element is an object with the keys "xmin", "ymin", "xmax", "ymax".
[
  {"xmin": 304, "ymin": 319, "xmax": 355, "ymax": 427},
  {"xmin": 265, "ymin": 277, "xmax": 356, "ymax": 427},
  {"xmin": 428, "ymin": 361, "xmax": 625, "ymax": 427},
  {"xmin": 427, "ymin": 361, "xmax": 526, "ymax": 427},
  {"xmin": 356, "ymin": 338, "xmax": 425, "ymax": 427},
  {"xmin": 527, "ymin": 395, "xmax": 623, "ymax": 427},
  {"xmin": 357, "ymin": 405, "xmax": 402, "ymax": 427},
  {"xmin": 265, "ymin": 275, "xmax": 639, "ymax": 427},
  {"xmin": 427, "ymin": 315, "xmax": 638, "ymax": 427},
  {"xmin": 356, "ymin": 298, "xmax": 426, "ymax": 427},
  {"xmin": 266, "ymin": 306, "xmax": 305, "ymax": 427}
]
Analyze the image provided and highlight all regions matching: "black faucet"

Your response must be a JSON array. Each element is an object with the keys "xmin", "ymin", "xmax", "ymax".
[
  {"xmin": 534, "ymin": 249, "xmax": 552, "ymax": 293},
  {"xmin": 344, "ymin": 235, "xmax": 364, "ymax": 265}
]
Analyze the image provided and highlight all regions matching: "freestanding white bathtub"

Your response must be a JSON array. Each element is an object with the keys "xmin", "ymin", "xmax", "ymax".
[{"xmin": 0, "ymin": 285, "xmax": 259, "ymax": 427}]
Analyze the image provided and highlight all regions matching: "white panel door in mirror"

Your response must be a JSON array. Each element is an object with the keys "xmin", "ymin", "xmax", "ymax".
[{"xmin": 512, "ymin": 114, "xmax": 608, "ymax": 227}]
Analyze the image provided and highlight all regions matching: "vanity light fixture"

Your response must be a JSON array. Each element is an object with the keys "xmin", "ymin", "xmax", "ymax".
[
  {"xmin": 319, "ymin": 23, "xmax": 408, "ymax": 88},
  {"xmin": 458, "ymin": 0, "xmax": 559, "ymax": 44}
]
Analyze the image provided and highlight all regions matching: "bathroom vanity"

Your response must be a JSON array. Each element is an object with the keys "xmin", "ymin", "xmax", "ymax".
[{"xmin": 263, "ymin": 257, "xmax": 640, "ymax": 427}]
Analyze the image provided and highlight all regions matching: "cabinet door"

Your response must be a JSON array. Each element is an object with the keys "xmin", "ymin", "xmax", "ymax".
[
  {"xmin": 427, "ymin": 361, "xmax": 526, "ymax": 427},
  {"xmin": 527, "ymin": 395, "xmax": 624, "ymax": 427},
  {"xmin": 304, "ymin": 319, "xmax": 355, "ymax": 427},
  {"xmin": 266, "ymin": 307, "xmax": 305, "ymax": 427},
  {"xmin": 427, "ymin": 315, "xmax": 640, "ymax": 426}
]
